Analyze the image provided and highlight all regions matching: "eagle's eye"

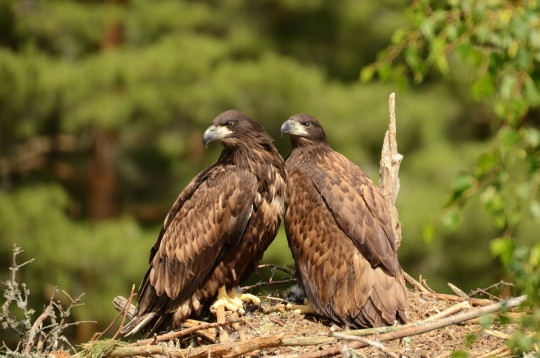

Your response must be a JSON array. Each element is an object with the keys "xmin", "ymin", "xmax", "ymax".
[
  {"xmin": 304, "ymin": 122, "xmax": 312, "ymax": 128},
  {"xmin": 226, "ymin": 121, "xmax": 234, "ymax": 128}
]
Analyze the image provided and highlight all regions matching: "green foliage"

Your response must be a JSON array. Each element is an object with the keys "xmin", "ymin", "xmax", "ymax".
[
  {"xmin": 366, "ymin": 0, "xmax": 540, "ymax": 349},
  {"xmin": 0, "ymin": 185, "xmax": 154, "ymax": 325}
]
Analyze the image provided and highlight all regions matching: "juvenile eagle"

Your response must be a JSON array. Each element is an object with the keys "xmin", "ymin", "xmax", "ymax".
[
  {"xmin": 123, "ymin": 110, "xmax": 286, "ymax": 335},
  {"xmin": 280, "ymin": 114, "xmax": 408, "ymax": 328}
]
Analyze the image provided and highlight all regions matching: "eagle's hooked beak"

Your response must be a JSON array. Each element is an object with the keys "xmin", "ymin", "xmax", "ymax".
[
  {"xmin": 280, "ymin": 119, "xmax": 307, "ymax": 136},
  {"xmin": 203, "ymin": 125, "xmax": 232, "ymax": 148}
]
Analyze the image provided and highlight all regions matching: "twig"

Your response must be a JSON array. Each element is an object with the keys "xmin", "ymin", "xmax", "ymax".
[
  {"xmin": 475, "ymin": 346, "xmax": 511, "ymax": 358},
  {"xmin": 427, "ymin": 301, "xmax": 470, "ymax": 321},
  {"xmin": 230, "ymin": 312, "xmax": 246, "ymax": 342},
  {"xmin": 113, "ymin": 285, "xmax": 136, "ymax": 340},
  {"xmin": 188, "ymin": 335, "xmax": 283, "ymax": 358},
  {"xmin": 216, "ymin": 306, "xmax": 229, "ymax": 343},
  {"xmin": 133, "ymin": 318, "xmax": 242, "ymax": 346},
  {"xmin": 403, "ymin": 271, "xmax": 429, "ymax": 293},
  {"xmin": 341, "ymin": 301, "xmax": 469, "ymax": 337},
  {"xmin": 420, "ymin": 276, "xmax": 438, "ymax": 295},
  {"xmin": 447, "ymin": 282, "xmax": 470, "ymax": 299},
  {"xmin": 23, "ymin": 303, "xmax": 54, "ymax": 354},
  {"xmin": 255, "ymin": 264, "xmax": 296, "ymax": 277},
  {"xmin": 242, "ymin": 278, "xmax": 297, "ymax": 291},
  {"xmin": 379, "ymin": 92, "xmax": 404, "ymax": 250},
  {"xmin": 299, "ymin": 295, "xmax": 527, "ymax": 358},
  {"xmin": 469, "ymin": 281, "xmax": 514, "ymax": 298},
  {"xmin": 108, "ymin": 335, "xmax": 284, "ymax": 357},
  {"xmin": 94, "ymin": 285, "xmax": 136, "ymax": 341},
  {"xmin": 484, "ymin": 329, "xmax": 511, "ymax": 339},
  {"xmin": 331, "ymin": 332, "xmax": 404, "ymax": 358}
]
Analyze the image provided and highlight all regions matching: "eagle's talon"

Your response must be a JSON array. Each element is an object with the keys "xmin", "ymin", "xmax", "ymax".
[
  {"xmin": 286, "ymin": 299, "xmax": 316, "ymax": 315},
  {"xmin": 210, "ymin": 286, "xmax": 259, "ymax": 316}
]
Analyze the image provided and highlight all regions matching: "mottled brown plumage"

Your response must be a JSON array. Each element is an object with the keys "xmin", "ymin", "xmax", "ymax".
[
  {"xmin": 123, "ymin": 110, "xmax": 286, "ymax": 335},
  {"xmin": 281, "ymin": 114, "xmax": 408, "ymax": 328}
]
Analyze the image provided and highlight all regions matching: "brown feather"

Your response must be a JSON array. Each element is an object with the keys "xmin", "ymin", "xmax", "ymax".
[
  {"xmin": 123, "ymin": 111, "xmax": 285, "ymax": 335},
  {"xmin": 282, "ymin": 113, "xmax": 408, "ymax": 329}
]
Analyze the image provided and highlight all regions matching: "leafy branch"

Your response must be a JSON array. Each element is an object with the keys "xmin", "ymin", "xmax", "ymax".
[{"xmin": 362, "ymin": 0, "xmax": 540, "ymax": 353}]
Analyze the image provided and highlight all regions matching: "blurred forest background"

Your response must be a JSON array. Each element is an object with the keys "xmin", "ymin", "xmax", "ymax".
[{"xmin": 0, "ymin": 0, "xmax": 538, "ymax": 345}]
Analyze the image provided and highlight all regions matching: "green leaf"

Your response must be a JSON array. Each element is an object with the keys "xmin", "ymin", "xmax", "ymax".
[
  {"xmin": 422, "ymin": 220, "xmax": 435, "ymax": 243},
  {"xmin": 377, "ymin": 63, "xmax": 392, "ymax": 82},
  {"xmin": 391, "ymin": 28, "xmax": 407, "ymax": 45},
  {"xmin": 490, "ymin": 237, "xmax": 514, "ymax": 266},
  {"xmin": 523, "ymin": 128, "xmax": 540, "ymax": 148},
  {"xmin": 475, "ymin": 152, "xmax": 498, "ymax": 177},
  {"xmin": 499, "ymin": 127, "xmax": 519, "ymax": 149},
  {"xmin": 471, "ymin": 74, "xmax": 495, "ymax": 99},
  {"xmin": 442, "ymin": 209, "xmax": 461, "ymax": 231},
  {"xmin": 530, "ymin": 201, "xmax": 540, "ymax": 219},
  {"xmin": 500, "ymin": 75, "xmax": 516, "ymax": 101},
  {"xmin": 451, "ymin": 173, "xmax": 475, "ymax": 194},
  {"xmin": 360, "ymin": 65, "xmax": 375, "ymax": 83}
]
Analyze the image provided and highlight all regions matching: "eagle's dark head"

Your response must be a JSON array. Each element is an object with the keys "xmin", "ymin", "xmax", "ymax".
[
  {"xmin": 203, "ymin": 110, "xmax": 269, "ymax": 149},
  {"xmin": 280, "ymin": 113, "xmax": 327, "ymax": 147}
]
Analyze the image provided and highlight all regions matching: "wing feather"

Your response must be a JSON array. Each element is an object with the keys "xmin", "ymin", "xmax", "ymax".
[
  {"xmin": 136, "ymin": 165, "xmax": 257, "ymax": 317},
  {"xmin": 285, "ymin": 152, "xmax": 407, "ymax": 329},
  {"xmin": 293, "ymin": 155, "xmax": 399, "ymax": 275}
]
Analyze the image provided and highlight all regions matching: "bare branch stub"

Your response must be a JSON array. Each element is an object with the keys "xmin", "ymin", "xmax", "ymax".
[{"xmin": 379, "ymin": 93, "xmax": 404, "ymax": 250}]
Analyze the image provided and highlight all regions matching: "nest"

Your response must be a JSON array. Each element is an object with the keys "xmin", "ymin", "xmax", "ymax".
[{"xmin": 73, "ymin": 271, "xmax": 530, "ymax": 358}]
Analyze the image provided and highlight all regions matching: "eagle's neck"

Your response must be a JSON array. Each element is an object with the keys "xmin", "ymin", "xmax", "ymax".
[
  {"xmin": 220, "ymin": 141, "xmax": 282, "ymax": 173},
  {"xmin": 287, "ymin": 141, "xmax": 332, "ymax": 165}
]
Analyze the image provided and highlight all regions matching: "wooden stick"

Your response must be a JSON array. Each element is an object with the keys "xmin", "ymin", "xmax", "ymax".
[
  {"xmin": 241, "ymin": 278, "xmax": 296, "ymax": 291},
  {"xmin": 484, "ymin": 329, "xmax": 510, "ymax": 339},
  {"xmin": 300, "ymin": 295, "xmax": 526, "ymax": 358},
  {"xmin": 105, "ymin": 285, "xmax": 136, "ymax": 340},
  {"xmin": 403, "ymin": 271, "xmax": 430, "ymax": 293},
  {"xmin": 187, "ymin": 335, "xmax": 282, "ymax": 358},
  {"xmin": 133, "ymin": 318, "xmax": 241, "ymax": 346},
  {"xmin": 448, "ymin": 282, "xmax": 470, "ymax": 299},
  {"xmin": 182, "ymin": 319, "xmax": 217, "ymax": 343},
  {"xmin": 475, "ymin": 346, "xmax": 510, "ymax": 358},
  {"xmin": 216, "ymin": 306, "xmax": 229, "ymax": 343},
  {"xmin": 427, "ymin": 301, "xmax": 470, "ymax": 321},
  {"xmin": 331, "ymin": 332, "xmax": 402, "ymax": 358},
  {"xmin": 255, "ymin": 264, "xmax": 296, "ymax": 276},
  {"xmin": 379, "ymin": 92, "xmax": 404, "ymax": 250},
  {"xmin": 230, "ymin": 312, "xmax": 246, "ymax": 342},
  {"xmin": 107, "ymin": 344, "xmax": 173, "ymax": 357}
]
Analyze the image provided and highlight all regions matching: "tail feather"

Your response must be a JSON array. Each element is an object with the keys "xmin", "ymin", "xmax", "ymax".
[{"xmin": 122, "ymin": 312, "xmax": 157, "ymax": 336}]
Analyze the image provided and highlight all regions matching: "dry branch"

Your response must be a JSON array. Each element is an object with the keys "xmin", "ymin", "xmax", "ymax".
[
  {"xmin": 133, "ymin": 319, "xmax": 241, "ymax": 346},
  {"xmin": 331, "ymin": 332, "xmax": 402, "ymax": 358},
  {"xmin": 187, "ymin": 335, "xmax": 282, "ymax": 358},
  {"xmin": 23, "ymin": 303, "xmax": 54, "ymax": 354},
  {"xmin": 379, "ymin": 92, "xmax": 404, "ymax": 249},
  {"xmin": 300, "ymin": 295, "xmax": 526, "ymax": 358}
]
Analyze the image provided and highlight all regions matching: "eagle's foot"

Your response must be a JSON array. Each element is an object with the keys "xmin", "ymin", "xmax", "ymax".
[
  {"xmin": 286, "ymin": 299, "xmax": 316, "ymax": 315},
  {"xmin": 210, "ymin": 286, "xmax": 260, "ymax": 316}
]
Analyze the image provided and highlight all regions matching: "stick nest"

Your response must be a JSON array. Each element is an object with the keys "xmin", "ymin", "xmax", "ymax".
[{"xmin": 73, "ymin": 273, "xmax": 531, "ymax": 358}]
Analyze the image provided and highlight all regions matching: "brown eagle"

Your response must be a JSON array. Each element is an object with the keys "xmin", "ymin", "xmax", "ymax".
[
  {"xmin": 123, "ymin": 110, "xmax": 286, "ymax": 335},
  {"xmin": 280, "ymin": 114, "xmax": 408, "ymax": 328}
]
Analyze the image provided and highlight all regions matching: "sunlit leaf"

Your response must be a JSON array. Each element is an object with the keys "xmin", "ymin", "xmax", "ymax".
[
  {"xmin": 442, "ymin": 209, "xmax": 461, "ymax": 231},
  {"xmin": 360, "ymin": 65, "xmax": 375, "ymax": 83},
  {"xmin": 530, "ymin": 201, "xmax": 540, "ymax": 219},
  {"xmin": 490, "ymin": 237, "xmax": 514, "ymax": 266}
]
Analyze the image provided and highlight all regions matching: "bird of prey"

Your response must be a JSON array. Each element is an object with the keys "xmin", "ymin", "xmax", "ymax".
[
  {"xmin": 123, "ymin": 110, "xmax": 286, "ymax": 335},
  {"xmin": 280, "ymin": 113, "xmax": 408, "ymax": 328}
]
